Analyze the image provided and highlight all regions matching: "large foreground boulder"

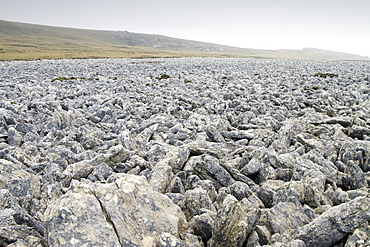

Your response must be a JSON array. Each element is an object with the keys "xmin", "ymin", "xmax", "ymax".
[{"xmin": 44, "ymin": 175, "xmax": 187, "ymax": 247}]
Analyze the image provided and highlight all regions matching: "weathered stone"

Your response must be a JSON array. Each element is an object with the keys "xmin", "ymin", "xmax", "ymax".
[
  {"xmin": 342, "ymin": 161, "xmax": 366, "ymax": 190},
  {"xmin": 144, "ymin": 141, "xmax": 189, "ymax": 171},
  {"xmin": 87, "ymin": 163, "xmax": 112, "ymax": 182},
  {"xmin": 192, "ymin": 179, "xmax": 217, "ymax": 202},
  {"xmin": 220, "ymin": 160, "xmax": 259, "ymax": 193},
  {"xmin": 183, "ymin": 187, "xmax": 215, "ymax": 220},
  {"xmin": 220, "ymin": 129, "xmax": 256, "ymax": 140},
  {"xmin": 191, "ymin": 213, "xmax": 214, "ymax": 242},
  {"xmin": 255, "ymin": 225, "xmax": 272, "ymax": 246},
  {"xmin": 272, "ymin": 188, "xmax": 301, "ymax": 206},
  {"xmin": 294, "ymin": 195, "xmax": 370, "ymax": 247},
  {"xmin": 331, "ymin": 187, "xmax": 350, "ymax": 206},
  {"xmin": 258, "ymin": 180, "xmax": 287, "ymax": 208},
  {"xmin": 205, "ymin": 127, "xmax": 225, "ymax": 142},
  {"xmin": 7, "ymin": 127, "xmax": 22, "ymax": 147},
  {"xmin": 0, "ymin": 208, "xmax": 44, "ymax": 246},
  {"xmin": 257, "ymin": 166, "xmax": 277, "ymax": 184},
  {"xmin": 147, "ymin": 160, "xmax": 174, "ymax": 193},
  {"xmin": 181, "ymin": 232, "xmax": 205, "ymax": 247},
  {"xmin": 227, "ymin": 181, "xmax": 254, "ymax": 201},
  {"xmin": 240, "ymin": 147, "xmax": 276, "ymax": 176},
  {"xmin": 345, "ymin": 222, "xmax": 370, "ymax": 247},
  {"xmin": 62, "ymin": 145, "xmax": 129, "ymax": 182},
  {"xmin": 166, "ymin": 176, "xmax": 185, "ymax": 194},
  {"xmin": 267, "ymin": 201, "xmax": 314, "ymax": 237},
  {"xmin": 189, "ymin": 154, "xmax": 235, "ymax": 188},
  {"xmin": 113, "ymin": 162, "xmax": 134, "ymax": 173},
  {"xmin": 245, "ymin": 230, "xmax": 260, "ymax": 247},
  {"xmin": 346, "ymin": 125, "xmax": 370, "ymax": 140},
  {"xmin": 134, "ymin": 123, "xmax": 159, "ymax": 148},
  {"xmin": 208, "ymin": 194, "xmax": 260, "ymax": 247},
  {"xmin": 44, "ymin": 175, "xmax": 186, "ymax": 247},
  {"xmin": 296, "ymin": 133, "xmax": 324, "ymax": 152},
  {"xmin": 186, "ymin": 141, "xmax": 238, "ymax": 159}
]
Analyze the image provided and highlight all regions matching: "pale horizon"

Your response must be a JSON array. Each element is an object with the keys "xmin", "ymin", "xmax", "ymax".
[{"xmin": 1, "ymin": 0, "xmax": 369, "ymax": 57}]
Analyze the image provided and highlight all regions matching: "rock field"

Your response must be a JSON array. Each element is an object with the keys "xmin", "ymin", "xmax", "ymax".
[{"xmin": 0, "ymin": 57, "xmax": 369, "ymax": 247}]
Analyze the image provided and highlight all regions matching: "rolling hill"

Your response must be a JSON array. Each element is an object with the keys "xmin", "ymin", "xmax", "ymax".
[{"xmin": 0, "ymin": 19, "xmax": 368, "ymax": 61}]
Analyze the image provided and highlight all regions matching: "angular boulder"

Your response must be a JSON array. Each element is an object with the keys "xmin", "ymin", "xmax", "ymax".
[{"xmin": 44, "ymin": 175, "xmax": 187, "ymax": 247}]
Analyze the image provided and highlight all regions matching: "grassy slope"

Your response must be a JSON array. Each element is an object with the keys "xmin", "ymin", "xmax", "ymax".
[
  {"xmin": 0, "ymin": 20, "xmax": 250, "ymax": 60},
  {"xmin": 0, "ymin": 20, "xmax": 368, "ymax": 61}
]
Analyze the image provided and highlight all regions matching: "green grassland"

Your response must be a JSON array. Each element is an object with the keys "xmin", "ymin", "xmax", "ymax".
[
  {"xmin": 0, "ymin": 20, "xmax": 250, "ymax": 60},
  {"xmin": 0, "ymin": 20, "xmax": 368, "ymax": 61}
]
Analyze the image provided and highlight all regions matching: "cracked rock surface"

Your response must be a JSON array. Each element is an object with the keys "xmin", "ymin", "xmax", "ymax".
[{"xmin": 0, "ymin": 57, "xmax": 369, "ymax": 246}]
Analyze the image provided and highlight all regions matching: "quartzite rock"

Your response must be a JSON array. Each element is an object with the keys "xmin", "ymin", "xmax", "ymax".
[
  {"xmin": 294, "ymin": 195, "xmax": 370, "ymax": 247},
  {"xmin": 44, "ymin": 175, "xmax": 187, "ymax": 247},
  {"xmin": 208, "ymin": 194, "xmax": 260, "ymax": 247}
]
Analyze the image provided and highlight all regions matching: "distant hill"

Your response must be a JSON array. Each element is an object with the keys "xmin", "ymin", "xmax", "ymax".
[{"xmin": 0, "ymin": 19, "xmax": 368, "ymax": 61}]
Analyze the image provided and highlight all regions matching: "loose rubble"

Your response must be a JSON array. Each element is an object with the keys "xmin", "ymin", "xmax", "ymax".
[{"xmin": 0, "ymin": 57, "xmax": 369, "ymax": 246}]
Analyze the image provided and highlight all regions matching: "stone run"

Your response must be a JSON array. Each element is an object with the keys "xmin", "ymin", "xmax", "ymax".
[{"xmin": 0, "ymin": 57, "xmax": 369, "ymax": 247}]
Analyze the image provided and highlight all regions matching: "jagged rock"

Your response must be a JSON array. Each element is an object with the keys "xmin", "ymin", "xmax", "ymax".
[
  {"xmin": 342, "ymin": 161, "xmax": 366, "ymax": 190},
  {"xmin": 272, "ymin": 188, "xmax": 301, "ymax": 206},
  {"xmin": 301, "ymin": 169, "xmax": 327, "ymax": 208},
  {"xmin": 189, "ymin": 154, "xmax": 235, "ymax": 188},
  {"xmin": 166, "ymin": 176, "xmax": 185, "ymax": 194},
  {"xmin": 134, "ymin": 123, "xmax": 159, "ymax": 148},
  {"xmin": 0, "ymin": 208, "xmax": 44, "ymax": 246},
  {"xmin": 186, "ymin": 141, "xmax": 238, "ymax": 159},
  {"xmin": 208, "ymin": 194, "xmax": 260, "ymax": 247},
  {"xmin": 331, "ymin": 187, "xmax": 350, "ymax": 206},
  {"xmin": 190, "ymin": 213, "xmax": 214, "ymax": 242},
  {"xmin": 0, "ymin": 159, "xmax": 41, "ymax": 199},
  {"xmin": 257, "ymin": 166, "xmax": 277, "ymax": 184},
  {"xmin": 220, "ymin": 160, "xmax": 259, "ymax": 193},
  {"xmin": 87, "ymin": 163, "xmax": 112, "ymax": 182},
  {"xmin": 181, "ymin": 233, "xmax": 205, "ymax": 247},
  {"xmin": 62, "ymin": 145, "xmax": 130, "ymax": 182},
  {"xmin": 44, "ymin": 175, "xmax": 187, "ymax": 247},
  {"xmin": 266, "ymin": 201, "xmax": 315, "ymax": 237},
  {"xmin": 296, "ymin": 133, "xmax": 324, "ymax": 152},
  {"xmin": 312, "ymin": 117, "xmax": 352, "ymax": 128},
  {"xmin": 220, "ymin": 129, "xmax": 256, "ymax": 140},
  {"xmin": 240, "ymin": 147, "xmax": 275, "ymax": 176},
  {"xmin": 192, "ymin": 179, "xmax": 218, "ymax": 202},
  {"xmin": 7, "ymin": 127, "xmax": 22, "ymax": 147},
  {"xmin": 255, "ymin": 225, "xmax": 272, "ymax": 245},
  {"xmin": 205, "ymin": 127, "xmax": 225, "ymax": 142},
  {"xmin": 147, "ymin": 160, "xmax": 173, "ymax": 193},
  {"xmin": 258, "ymin": 180, "xmax": 287, "ymax": 208},
  {"xmin": 300, "ymin": 150, "xmax": 340, "ymax": 184},
  {"xmin": 0, "ymin": 134, "xmax": 7, "ymax": 143},
  {"xmin": 294, "ymin": 195, "xmax": 370, "ymax": 247},
  {"xmin": 183, "ymin": 187, "xmax": 215, "ymax": 220},
  {"xmin": 144, "ymin": 141, "xmax": 189, "ymax": 171},
  {"xmin": 227, "ymin": 181, "xmax": 254, "ymax": 201},
  {"xmin": 345, "ymin": 222, "xmax": 370, "ymax": 247},
  {"xmin": 346, "ymin": 125, "xmax": 370, "ymax": 140}
]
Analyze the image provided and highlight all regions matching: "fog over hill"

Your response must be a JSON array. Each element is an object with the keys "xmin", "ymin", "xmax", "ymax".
[{"xmin": 0, "ymin": 19, "xmax": 369, "ymax": 61}]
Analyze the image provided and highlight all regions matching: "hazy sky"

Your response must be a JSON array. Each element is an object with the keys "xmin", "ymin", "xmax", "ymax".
[{"xmin": 1, "ymin": 0, "xmax": 369, "ymax": 57}]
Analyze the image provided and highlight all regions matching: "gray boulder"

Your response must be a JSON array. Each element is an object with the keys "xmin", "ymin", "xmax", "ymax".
[
  {"xmin": 44, "ymin": 175, "xmax": 187, "ymax": 247},
  {"xmin": 208, "ymin": 194, "xmax": 260, "ymax": 247},
  {"xmin": 294, "ymin": 195, "xmax": 370, "ymax": 247},
  {"xmin": 191, "ymin": 154, "xmax": 235, "ymax": 188}
]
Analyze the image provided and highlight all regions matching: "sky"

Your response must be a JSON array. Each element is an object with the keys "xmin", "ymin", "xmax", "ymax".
[{"xmin": 1, "ymin": 0, "xmax": 369, "ymax": 57}]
